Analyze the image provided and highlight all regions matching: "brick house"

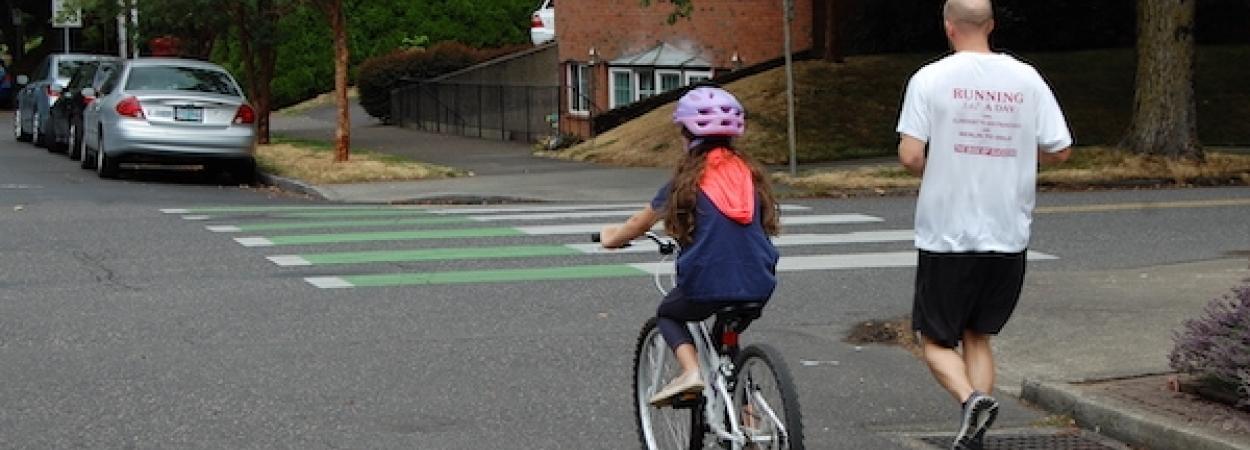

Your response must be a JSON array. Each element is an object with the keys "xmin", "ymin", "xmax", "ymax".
[{"xmin": 556, "ymin": 0, "xmax": 817, "ymax": 137}]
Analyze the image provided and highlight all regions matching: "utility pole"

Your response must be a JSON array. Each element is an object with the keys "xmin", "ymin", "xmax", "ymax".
[{"xmin": 783, "ymin": 0, "xmax": 798, "ymax": 176}]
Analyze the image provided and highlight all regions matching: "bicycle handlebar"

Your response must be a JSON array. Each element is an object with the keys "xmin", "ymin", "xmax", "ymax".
[{"xmin": 590, "ymin": 231, "xmax": 675, "ymax": 255}]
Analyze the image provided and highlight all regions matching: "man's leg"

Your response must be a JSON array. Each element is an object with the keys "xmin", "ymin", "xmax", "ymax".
[
  {"xmin": 962, "ymin": 330, "xmax": 995, "ymax": 395},
  {"xmin": 921, "ymin": 335, "xmax": 976, "ymax": 404}
]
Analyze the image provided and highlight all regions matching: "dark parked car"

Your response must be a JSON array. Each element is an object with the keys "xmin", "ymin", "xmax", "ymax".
[
  {"xmin": 13, "ymin": 53, "xmax": 115, "ymax": 147},
  {"xmin": 48, "ymin": 58, "xmax": 121, "ymax": 160}
]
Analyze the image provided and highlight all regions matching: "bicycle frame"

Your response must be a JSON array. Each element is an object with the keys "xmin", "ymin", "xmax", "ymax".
[
  {"xmin": 615, "ymin": 231, "xmax": 790, "ymax": 449},
  {"xmin": 688, "ymin": 320, "xmax": 747, "ymax": 447}
]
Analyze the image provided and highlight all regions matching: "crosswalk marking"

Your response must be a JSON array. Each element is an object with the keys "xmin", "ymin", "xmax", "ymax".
[
  {"xmin": 166, "ymin": 203, "xmax": 1061, "ymax": 288},
  {"xmin": 167, "ymin": 203, "xmax": 813, "ymax": 219},
  {"xmin": 300, "ymin": 250, "xmax": 1059, "ymax": 288},
  {"xmin": 233, "ymin": 215, "xmax": 883, "ymax": 247},
  {"xmin": 266, "ymin": 230, "xmax": 918, "ymax": 266}
]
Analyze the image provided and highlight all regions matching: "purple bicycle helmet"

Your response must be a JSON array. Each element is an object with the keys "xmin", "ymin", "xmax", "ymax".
[{"xmin": 673, "ymin": 87, "xmax": 745, "ymax": 138}]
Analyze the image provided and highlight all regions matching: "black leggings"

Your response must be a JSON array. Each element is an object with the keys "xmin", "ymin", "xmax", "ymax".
[{"xmin": 656, "ymin": 287, "xmax": 765, "ymax": 350}]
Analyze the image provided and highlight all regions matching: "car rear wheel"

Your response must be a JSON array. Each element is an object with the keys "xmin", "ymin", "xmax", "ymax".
[
  {"xmin": 31, "ymin": 112, "xmax": 45, "ymax": 148},
  {"xmin": 67, "ymin": 123, "xmax": 81, "ymax": 160},
  {"xmin": 15, "ymin": 109, "xmax": 31, "ymax": 142},
  {"xmin": 96, "ymin": 135, "xmax": 118, "ymax": 179},
  {"xmin": 230, "ymin": 159, "xmax": 257, "ymax": 185}
]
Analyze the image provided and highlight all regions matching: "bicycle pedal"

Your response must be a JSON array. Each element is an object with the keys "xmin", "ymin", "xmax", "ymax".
[{"xmin": 667, "ymin": 392, "xmax": 703, "ymax": 408}]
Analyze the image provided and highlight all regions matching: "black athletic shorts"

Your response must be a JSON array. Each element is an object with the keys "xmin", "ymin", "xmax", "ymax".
[{"xmin": 912, "ymin": 249, "xmax": 1027, "ymax": 349}]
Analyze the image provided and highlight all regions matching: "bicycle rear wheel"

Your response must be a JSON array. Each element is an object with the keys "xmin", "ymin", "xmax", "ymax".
[
  {"xmin": 634, "ymin": 318, "xmax": 703, "ymax": 450},
  {"xmin": 734, "ymin": 344, "xmax": 805, "ymax": 449}
]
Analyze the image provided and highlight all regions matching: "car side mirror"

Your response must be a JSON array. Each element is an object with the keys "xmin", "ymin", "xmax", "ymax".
[
  {"xmin": 16, "ymin": 75, "xmax": 28, "ymax": 85},
  {"xmin": 81, "ymin": 88, "xmax": 96, "ymax": 97}
]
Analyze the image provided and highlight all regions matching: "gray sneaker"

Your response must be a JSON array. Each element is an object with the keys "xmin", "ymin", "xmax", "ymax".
[{"xmin": 952, "ymin": 391, "xmax": 998, "ymax": 450}]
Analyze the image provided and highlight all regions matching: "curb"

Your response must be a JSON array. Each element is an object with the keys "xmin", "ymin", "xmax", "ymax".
[
  {"xmin": 254, "ymin": 172, "xmax": 553, "ymax": 205},
  {"xmin": 1021, "ymin": 379, "xmax": 1250, "ymax": 450},
  {"xmin": 255, "ymin": 171, "xmax": 329, "ymax": 201}
]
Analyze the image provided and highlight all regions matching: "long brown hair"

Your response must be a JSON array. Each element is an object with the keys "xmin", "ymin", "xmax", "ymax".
[{"xmin": 664, "ymin": 137, "xmax": 780, "ymax": 246}]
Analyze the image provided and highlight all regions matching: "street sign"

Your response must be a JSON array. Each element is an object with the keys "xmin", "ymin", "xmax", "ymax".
[{"xmin": 52, "ymin": 0, "xmax": 83, "ymax": 28}]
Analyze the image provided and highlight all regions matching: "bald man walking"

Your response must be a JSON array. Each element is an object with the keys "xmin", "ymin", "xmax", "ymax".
[{"xmin": 895, "ymin": 1, "xmax": 1073, "ymax": 448}]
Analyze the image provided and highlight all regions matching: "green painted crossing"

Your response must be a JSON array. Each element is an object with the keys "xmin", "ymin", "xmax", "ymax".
[
  {"xmin": 306, "ymin": 264, "xmax": 647, "ymax": 288},
  {"xmin": 208, "ymin": 216, "xmax": 471, "ymax": 233},
  {"xmin": 235, "ymin": 227, "xmax": 526, "ymax": 246},
  {"xmin": 268, "ymin": 245, "xmax": 581, "ymax": 266}
]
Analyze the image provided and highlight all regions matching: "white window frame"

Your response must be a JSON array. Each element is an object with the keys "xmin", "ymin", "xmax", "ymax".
[
  {"xmin": 684, "ymin": 70, "xmax": 713, "ymax": 86},
  {"xmin": 609, "ymin": 68, "xmax": 636, "ymax": 109},
  {"xmin": 656, "ymin": 69, "xmax": 684, "ymax": 94},
  {"xmin": 567, "ymin": 64, "xmax": 591, "ymax": 116}
]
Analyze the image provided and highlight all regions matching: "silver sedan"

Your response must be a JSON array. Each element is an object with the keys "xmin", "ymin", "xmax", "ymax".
[{"xmin": 81, "ymin": 58, "xmax": 256, "ymax": 181}]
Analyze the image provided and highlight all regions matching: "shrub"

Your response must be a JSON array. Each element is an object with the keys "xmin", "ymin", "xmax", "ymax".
[
  {"xmin": 1169, "ymin": 279, "xmax": 1250, "ymax": 407},
  {"xmin": 357, "ymin": 42, "xmax": 526, "ymax": 123}
]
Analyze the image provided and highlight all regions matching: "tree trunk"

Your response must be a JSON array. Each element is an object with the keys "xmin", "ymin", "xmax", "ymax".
[
  {"xmin": 231, "ymin": 0, "xmax": 277, "ymax": 144},
  {"xmin": 1122, "ymin": 0, "xmax": 1202, "ymax": 160},
  {"xmin": 324, "ymin": 0, "xmax": 351, "ymax": 162}
]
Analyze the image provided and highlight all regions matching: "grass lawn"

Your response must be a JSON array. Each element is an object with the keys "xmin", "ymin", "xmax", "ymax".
[
  {"xmin": 547, "ymin": 46, "xmax": 1250, "ymax": 168},
  {"xmin": 256, "ymin": 136, "xmax": 465, "ymax": 184}
]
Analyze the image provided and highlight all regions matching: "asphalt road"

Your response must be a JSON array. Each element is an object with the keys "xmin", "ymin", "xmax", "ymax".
[{"xmin": 4, "ymin": 126, "xmax": 1248, "ymax": 448}]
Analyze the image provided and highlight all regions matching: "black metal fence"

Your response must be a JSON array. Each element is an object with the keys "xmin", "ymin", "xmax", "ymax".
[{"xmin": 391, "ymin": 83, "xmax": 560, "ymax": 143}]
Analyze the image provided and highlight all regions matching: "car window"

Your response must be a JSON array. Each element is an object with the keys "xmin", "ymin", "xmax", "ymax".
[
  {"xmin": 94, "ymin": 64, "xmax": 120, "ymax": 87},
  {"xmin": 124, "ymin": 66, "xmax": 240, "ymax": 96},
  {"xmin": 58, "ymin": 59, "xmax": 90, "ymax": 79},
  {"xmin": 68, "ymin": 64, "xmax": 98, "ymax": 89},
  {"xmin": 98, "ymin": 68, "xmax": 123, "ymax": 95}
]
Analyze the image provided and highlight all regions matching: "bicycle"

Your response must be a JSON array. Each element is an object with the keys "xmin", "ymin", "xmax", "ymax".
[{"xmin": 593, "ymin": 231, "xmax": 804, "ymax": 450}]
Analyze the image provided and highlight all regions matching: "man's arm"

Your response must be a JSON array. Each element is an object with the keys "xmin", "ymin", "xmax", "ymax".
[
  {"xmin": 898, "ymin": 135, "xmax": 927, "ymax": 177},
  {"xmin": 1039, "ymin": 147, "xmax": 1071, "ymax": 166}
]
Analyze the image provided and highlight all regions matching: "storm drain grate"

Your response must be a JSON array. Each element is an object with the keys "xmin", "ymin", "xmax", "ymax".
[{"xmin": 918, "ymin": 433, "xmax": 1120, "ymax": 450}]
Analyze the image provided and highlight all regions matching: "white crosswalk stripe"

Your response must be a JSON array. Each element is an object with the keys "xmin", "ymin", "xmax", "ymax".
[{"xmin": 165, "ymin": 203, "xmax": 1060, "ymax": 288}]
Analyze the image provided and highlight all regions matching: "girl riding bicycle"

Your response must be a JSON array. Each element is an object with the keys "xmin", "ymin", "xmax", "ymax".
[{"xmin": 600, "ymin": 85, "xmax": 781, "ymax": 407}]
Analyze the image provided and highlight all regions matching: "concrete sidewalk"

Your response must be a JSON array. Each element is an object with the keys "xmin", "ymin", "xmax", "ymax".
[
  {"xmin": 269, "ymin": 104, "xmax": 669, "ymax": 203},
  {"xmin": 1006, "ymin": 258, "xmax": 1250, "ymax": 450},
  {"xmin": 268, "ymin": 104, "xmax": 1250, "ymax": 449}
]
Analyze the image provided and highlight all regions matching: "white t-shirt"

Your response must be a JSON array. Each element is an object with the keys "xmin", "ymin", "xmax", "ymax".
[{"xmin": 897, "ymin": 52, "xmax": 1072, "ymax": 253}]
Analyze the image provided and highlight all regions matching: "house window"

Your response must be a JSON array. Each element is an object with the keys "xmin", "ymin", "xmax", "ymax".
[
  {"xmin": 658, "ymin": 70, "xmax": 682, "ymax": 93},
  {"xmin": 636, "ymin": 69, "xmax": 656, "ymax": 100},
  {"xmin": 568, "ymin": 64, "xmax": 591, "ymax": 115},
  {"xmin": 685, "ymin": 71, "xmax": 713, "ymax": 85},
  {"xmin": 610, "ymin": 69, "xmax": 634, "ymax": 109}
]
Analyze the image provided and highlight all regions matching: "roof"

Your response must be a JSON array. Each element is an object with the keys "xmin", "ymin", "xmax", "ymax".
[{"xmin": 610, "ymin": 42, "xmax": 711, "ymax": 68}]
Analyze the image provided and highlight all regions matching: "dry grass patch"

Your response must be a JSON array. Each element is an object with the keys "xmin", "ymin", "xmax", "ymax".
[
  {"xmin": 1038, "ymin": 147, "xmax": 1250, "ymax": 186},
  {"xmin": 276, "ymin": 87, "xmax": 360, "ymax": 116},
  {"xmin": 255, "ymin": 141, "xmax": 463, "ymax": 185},
  {"xmin": 777, "ymin": 147, "xmax": 1250, "ymax": 195}
]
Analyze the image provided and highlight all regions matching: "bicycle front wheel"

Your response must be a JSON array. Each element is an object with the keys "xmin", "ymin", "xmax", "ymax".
[
  {"xmin": 634, "ymin": 317, "xmax": 702, "ymax": 450},
  {"xmin": 734, "ymin": 343, "xmax": 805, "ymax": 450}
]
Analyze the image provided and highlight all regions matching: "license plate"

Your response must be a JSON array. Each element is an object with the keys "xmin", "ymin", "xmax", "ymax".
[{"xmin": 174, "ymin": 106, "xmax": 203, "ymax": 122}]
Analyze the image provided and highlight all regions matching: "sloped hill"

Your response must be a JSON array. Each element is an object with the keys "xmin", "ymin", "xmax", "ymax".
[{"xmin": 548, "ymin": 46, "xmax": 1250, "ymax": 167}]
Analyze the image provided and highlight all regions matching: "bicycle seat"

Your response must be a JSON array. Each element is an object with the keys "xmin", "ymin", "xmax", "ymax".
[{"xmin": 716, "ymin": 302, "xmax": 764, "ymax": 321}]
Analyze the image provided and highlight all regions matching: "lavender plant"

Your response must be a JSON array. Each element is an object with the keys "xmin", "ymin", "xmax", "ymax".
[{"xmin": 1169, "ymin": 280, "xmax": 1250, "ymax": 406}]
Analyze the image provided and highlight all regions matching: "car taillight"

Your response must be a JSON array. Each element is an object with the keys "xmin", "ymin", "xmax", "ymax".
[
  {"xmin": 531, "ymin": 14, "xmax": 543, "ymax": 28},
  {"xmin": 46, "ymin": 85, "xmax": 60, "ymax": 98},
  {"xmin": 116, "ymin": 96, "xmax": 144, "ymax": 119},
  {"xmin": 233, "ymin": 104, "xmax": 255, "ymax": 125},
  {"xmin": 82, "ymin": 95, "xmax": 96, "ymax": 105}
]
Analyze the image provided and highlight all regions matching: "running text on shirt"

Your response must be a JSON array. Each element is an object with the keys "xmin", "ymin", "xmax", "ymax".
[{"xmin": 952, "ymin": 88, "xmax": 1025, "ymax": 158}]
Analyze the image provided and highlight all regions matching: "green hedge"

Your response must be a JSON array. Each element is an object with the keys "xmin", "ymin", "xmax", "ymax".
[{"xmin": 357, "ymin": 42, "xmax": 525, "ymax": 123}]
